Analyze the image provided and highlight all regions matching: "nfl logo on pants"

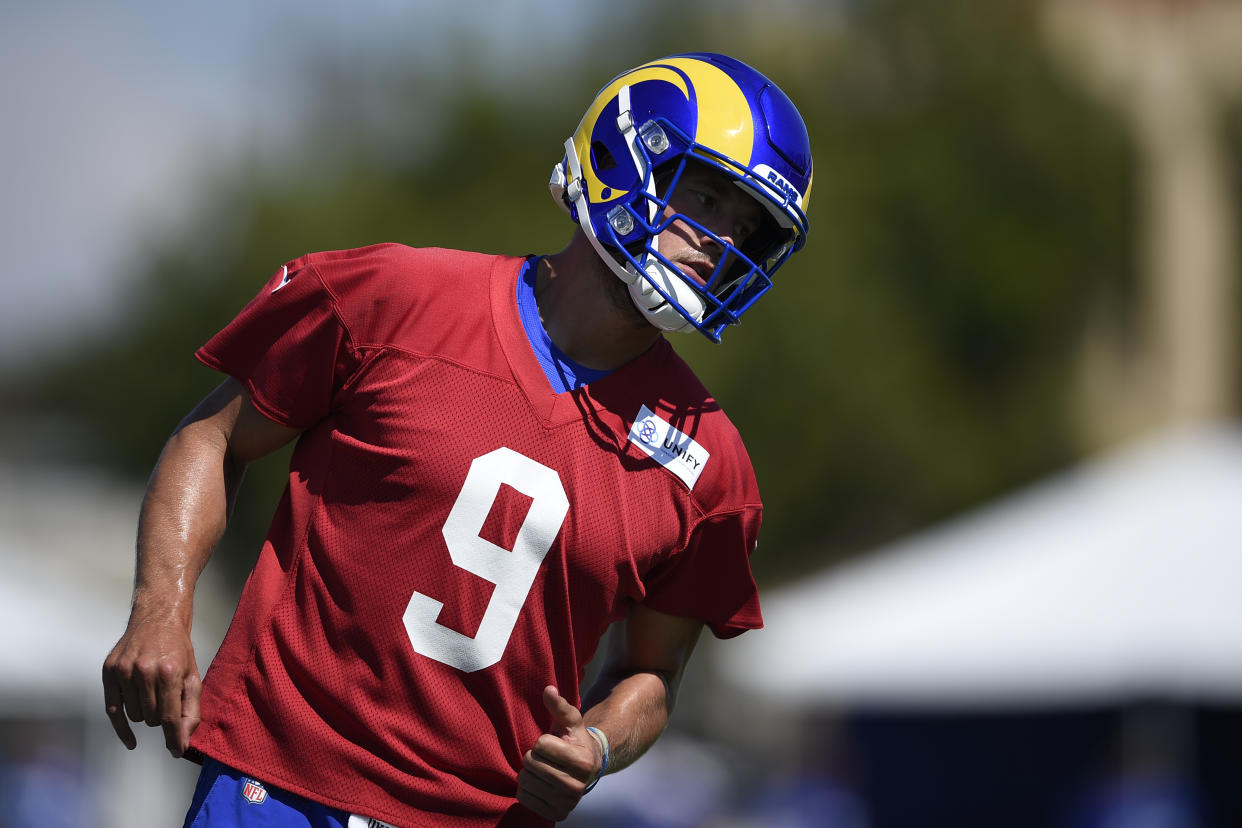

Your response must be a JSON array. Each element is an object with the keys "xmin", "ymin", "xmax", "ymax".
[{"xmin": 241, "ymin": 779, "xmax": 268, "ymax": 805}]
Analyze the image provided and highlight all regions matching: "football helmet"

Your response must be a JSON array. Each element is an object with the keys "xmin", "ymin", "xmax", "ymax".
[{"xmin": 550, "ymin": 52, "xmax": 813, "ymax": 342}]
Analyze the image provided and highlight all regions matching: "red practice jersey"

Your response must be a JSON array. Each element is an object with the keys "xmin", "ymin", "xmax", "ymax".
[{"xmin": 190, "ymin": 245, "xmax": 763, "ymax": 827}]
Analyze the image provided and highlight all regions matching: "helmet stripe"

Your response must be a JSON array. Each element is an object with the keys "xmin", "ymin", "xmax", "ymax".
[
  {"xmin": 652, "ymin": 57, "xmax": 754, "ymax": 170},
  {"xmin": 572, "ymin": 65, "xmax": 692, "ymax": 204}
]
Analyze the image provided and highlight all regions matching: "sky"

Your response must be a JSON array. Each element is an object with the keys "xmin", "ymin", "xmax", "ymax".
[{"xmin": 0, "ymin": 0, "xmax": 635, "ymax": 368}]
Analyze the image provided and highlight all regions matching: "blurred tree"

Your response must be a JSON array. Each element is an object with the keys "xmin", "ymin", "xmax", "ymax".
[
  {"xmin": 3, "ymin": 0, "xmax": 1136, "ymax": 588},
  {"xmin": 677, "ymin": 0, "xmax": 1137, "ymax": 582}
]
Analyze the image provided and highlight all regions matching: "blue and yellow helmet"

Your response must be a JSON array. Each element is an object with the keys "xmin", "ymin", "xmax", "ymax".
[{"xmin": 550, "ymin": 52, "xmax": 813, "ymax": 342}]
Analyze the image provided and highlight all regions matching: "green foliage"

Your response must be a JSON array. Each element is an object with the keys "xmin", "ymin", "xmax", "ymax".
[
  {"xmin": 671, "ymin": 0, "xmax": 1137, "ymax": 583},
  {"xmin": 5, "ymin": 0, "xmax": 1136, "ymax": 587}
]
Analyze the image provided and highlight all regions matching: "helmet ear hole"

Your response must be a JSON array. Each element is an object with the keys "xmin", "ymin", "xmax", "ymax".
[{"xmin": 591, "ymin": 141, "xmax": 618, "ymax": 172}]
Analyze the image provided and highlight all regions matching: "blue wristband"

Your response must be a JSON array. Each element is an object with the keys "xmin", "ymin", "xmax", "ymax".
[{"xmin": 583, "ymin": 726, "xmax": 609, "ymax": 793}]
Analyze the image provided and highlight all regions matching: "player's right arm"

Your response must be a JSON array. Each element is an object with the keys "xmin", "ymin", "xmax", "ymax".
[{"xmin": 102, "ymin": 377, "xmax": 302, "ymax": 758}]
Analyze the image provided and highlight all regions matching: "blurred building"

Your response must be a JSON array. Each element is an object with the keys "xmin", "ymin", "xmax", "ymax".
[
  {"xmin": 714, "ymin": 422, "xmax": 1242, "ymax": 824},
  {"xmin": 0, "ymin": 463, "xmax": 230, "ymax": 828}
]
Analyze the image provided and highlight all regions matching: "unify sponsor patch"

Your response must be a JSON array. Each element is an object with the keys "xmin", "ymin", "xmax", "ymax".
[{"xmin": 628, "ymin": 405, "xmax": 709, "ymax": 490}]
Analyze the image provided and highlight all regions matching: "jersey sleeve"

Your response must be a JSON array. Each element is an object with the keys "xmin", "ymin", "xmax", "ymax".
[
  {"xmin": 195, "ymin": 256, "xmax": 359, "ymax": 429},
  {"xmin": 640, "ymin": 505, "xmax": 764, "ymax": 639}
]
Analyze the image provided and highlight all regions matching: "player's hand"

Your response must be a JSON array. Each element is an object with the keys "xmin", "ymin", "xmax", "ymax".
[
  {"xmin": 101, "ymin": 608, "xmax": 202, "ymax": 758},
  {"xmin": 516, "ymin": 686, "xmax": 604, "ymax": 821}
]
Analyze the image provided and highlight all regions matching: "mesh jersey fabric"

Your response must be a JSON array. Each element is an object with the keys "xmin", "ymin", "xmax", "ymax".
[{"xmin": 190, "ymin": 244, "xmax": 764, "ymax": 828}]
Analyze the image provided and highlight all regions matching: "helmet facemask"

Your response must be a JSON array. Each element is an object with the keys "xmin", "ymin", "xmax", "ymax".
[{"xmin": 553, "ymin": 110, "xmax": 805, "ymax": 342}]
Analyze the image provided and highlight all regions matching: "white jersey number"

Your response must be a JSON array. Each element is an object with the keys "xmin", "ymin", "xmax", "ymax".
[{"xmin": 403, "ymin": 447, "xmax": 569, "ymax": 672}]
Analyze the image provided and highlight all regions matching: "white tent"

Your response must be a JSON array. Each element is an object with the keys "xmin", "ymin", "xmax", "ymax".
[{"xmin": 720, "ymin": 422, "xmax": 1242, "ymax": 709}]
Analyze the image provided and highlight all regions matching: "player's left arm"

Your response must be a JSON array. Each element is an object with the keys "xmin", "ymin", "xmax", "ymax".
[
  {"xmin": 516, "ymin": 604, "xmax": 703, "ymax": 821},
  {"xmin": 580, "ymin": 604, "xmax": 704, "ymax": 769}
]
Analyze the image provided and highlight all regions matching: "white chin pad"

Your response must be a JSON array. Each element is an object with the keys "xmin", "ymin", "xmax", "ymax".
[{"xmin": 627, "ymin": 256, "xmax": 705, "ymax": 333}]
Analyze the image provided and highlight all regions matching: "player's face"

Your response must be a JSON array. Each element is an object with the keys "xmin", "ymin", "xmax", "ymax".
[{"xmin": 658, "ymin": 164, "xmax": 764, "ymax": 288}]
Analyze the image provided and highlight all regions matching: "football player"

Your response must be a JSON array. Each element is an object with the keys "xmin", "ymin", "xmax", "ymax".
[{"xmin": 103, "ymin": 52, "xmax": 811, "ymax": 827}]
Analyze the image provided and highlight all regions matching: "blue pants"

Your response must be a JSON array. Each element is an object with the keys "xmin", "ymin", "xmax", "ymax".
[{"xmin": 183, "ymin": 758, "xmax": 384, "ymax": 828}]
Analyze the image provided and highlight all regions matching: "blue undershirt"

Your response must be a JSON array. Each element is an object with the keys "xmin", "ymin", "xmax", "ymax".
[{"xmin": 517, "ymin": 257, "xmax": 613, "ymax": 393}]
